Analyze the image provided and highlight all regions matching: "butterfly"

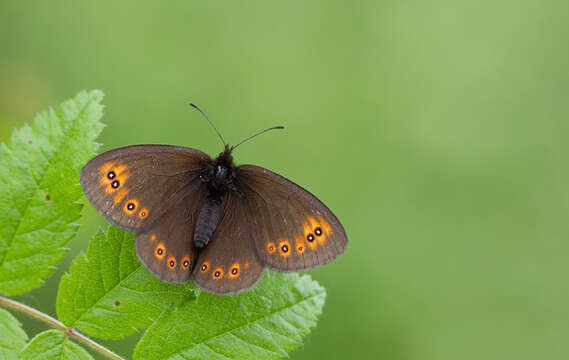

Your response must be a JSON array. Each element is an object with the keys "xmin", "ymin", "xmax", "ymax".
[{"xmin": 80, "ymin": 104, "xmax": 348, "ymax": 294}]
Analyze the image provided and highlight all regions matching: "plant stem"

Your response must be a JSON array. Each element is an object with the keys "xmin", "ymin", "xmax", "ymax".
[{"xmin": 0, "ymin": 296, "xmax": 125, "ymax": 360}]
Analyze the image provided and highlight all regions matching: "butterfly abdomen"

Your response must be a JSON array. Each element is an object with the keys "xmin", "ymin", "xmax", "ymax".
[{"xmin": 194, "ymin": 195, "xmax": 223, "ymax": 248}]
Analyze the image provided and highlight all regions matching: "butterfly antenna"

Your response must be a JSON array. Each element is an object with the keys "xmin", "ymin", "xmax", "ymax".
[
  {"xmin": 231, "ymin": 126, "xmax": 285, "ymax": 151},
  {"xmin": 189, "ymin": 103, "xmax": 227, "ymax": 147}
]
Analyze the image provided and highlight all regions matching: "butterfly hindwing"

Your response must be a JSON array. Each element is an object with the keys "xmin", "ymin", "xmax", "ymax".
[
  {"xmin": 136, "ymin": 186, "xmax": 207, "ymax": 283},
  {"xmin": 237, "ymin": 165, "xmax": 348, "ymax": 272},
  {"xmin": 192, "ymin": 194, "xmax": 264, "ymax": 294},
  {"xmin": 80, "ymin": 145, "xmax": 210, "ymax": 233}
]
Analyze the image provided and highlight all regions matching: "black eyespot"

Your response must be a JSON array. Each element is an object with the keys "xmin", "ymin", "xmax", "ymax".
[
  {"xmin": 307, "ymin": 234, "xmax": 315, "ymax": 242},
  {"xmin": 111, "ymin": 180, "xmax": 120, "ymax": 188},
  {"xmin": 184, "ymin": 261, "xmax": 189, "ymax": 267},
  {"xmin": 107, "ymin": 171, "xmax": 116, "ymax": 179},
  {"xmin": 282, "ymin": 245, "xmax": 289, "ymax": 252},
  {"xmin": 299, "ymin": 246, "xmax": 303, "ymax": 251},
  {"xmin": 232, "ymin": 268, "xmax": 238, "ymax": 275},
  {"xmin": 201, "ymin": 264, "xmax": 207, "ymax": 271},
  {"xmin": 127, "ymin": 203, "xmax": 135, "ymax": 211},
  {"xmin": 169, "ymin": 260, "xmax": 175, "ymax": 267},
  {"xmin": 157, "ymin": 249, "xmax": 163, "ymax": 255},
  {"xmin": 214, "ymin": 271, "xmax": 221, "ymax": 277},
  {"xmin": 315, "ymin": 228, "xmax": 322, "ymax": 236}
]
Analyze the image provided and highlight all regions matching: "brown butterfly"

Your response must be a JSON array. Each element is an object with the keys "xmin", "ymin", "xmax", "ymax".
[{"xmin": 80, "ymin": 105, "xmax": 348, "ymax": 294}]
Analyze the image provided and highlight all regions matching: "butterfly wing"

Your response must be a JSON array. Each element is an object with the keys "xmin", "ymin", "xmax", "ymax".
[
  {"xmin": 191, "ymin": 193, "xmax": 264, "ymax": 294},
  {"xmin": 80, "ymin": 145, "xmax": 210, "ymax": 233},
  {"xmin": 236, "ymin": 165, "xmax": 348, "ymax": 272},
  {"xmin": 136, "ymin": 186, "xmax": 207, "ymax": 283}
]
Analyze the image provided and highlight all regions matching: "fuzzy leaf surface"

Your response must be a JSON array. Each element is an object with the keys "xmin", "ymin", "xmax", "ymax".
[
  {"xmin": 57, "ymin": 226, "xmax": 195, "ymax": 339},
  {"xmin": 0, "ymin": 90, "xmax": 105, "ymax": 295},
  {"xmin": 134, "ymin": 271, "xmax": 326, "ymax": 360}
]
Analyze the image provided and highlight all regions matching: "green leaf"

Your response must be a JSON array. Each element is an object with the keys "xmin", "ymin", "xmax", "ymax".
[
  {"xmin": 134, "ymin": 271, "xmax": 326, "ymax": 360},
  {"xmin": 19, "ymin": 330, "xmax": 93, "ymax": 360},
  {"xmin": 0, "ymin": 90, "xmax": 105, "ymax": 295},
  {"xmin": 57, "ymin": 226, "xmax": 195, "ymax": 340},
  {"xmin": 0, "ymin": 308, "xmax": 28, "ymax": 359}
]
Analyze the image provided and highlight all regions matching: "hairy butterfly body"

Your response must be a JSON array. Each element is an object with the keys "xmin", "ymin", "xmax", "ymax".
[{"xmin": 80, "ymin": 110, "xmax": 348, "ymax": 294}]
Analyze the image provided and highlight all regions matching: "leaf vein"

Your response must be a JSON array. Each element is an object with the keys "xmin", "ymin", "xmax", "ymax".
[{"xmin": 0, "ymin": 97, "xmax": 93, "ymax": 271}]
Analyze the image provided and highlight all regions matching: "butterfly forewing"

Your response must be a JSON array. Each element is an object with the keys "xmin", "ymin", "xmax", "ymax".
[
  {"xmin": 192, "ymin": 194, "xmax": 264, "ymax": 294},
  {"xmin": 237, "ymin": 165, "xmax": 348, "ymax": 272},
  {"xmin": 80, "ymin": 145, "xmax": 210, "ymax": 233}
]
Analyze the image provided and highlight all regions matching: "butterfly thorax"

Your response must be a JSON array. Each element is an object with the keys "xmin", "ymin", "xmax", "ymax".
[
  {"xmin": 200, "ymin": 146, "xmax": 236, "ymax": 193},
  {"xmin": 194, "ymin": 146, "xmax": 236, "ymax": 248}
]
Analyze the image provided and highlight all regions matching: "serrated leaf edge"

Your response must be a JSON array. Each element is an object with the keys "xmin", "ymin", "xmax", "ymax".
[
  {"xmin": 141, "ymin": 275, "xmax": 325, "ymax": 360},
  {"xmin": 0, "ymin": 95, "xmax": 95, "ymax": 270}
]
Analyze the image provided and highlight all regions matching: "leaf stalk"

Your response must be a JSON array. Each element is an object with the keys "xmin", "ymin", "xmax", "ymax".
[{"xmin": 0, "ymin": 296, "xmax": 125, "ymax": 360}]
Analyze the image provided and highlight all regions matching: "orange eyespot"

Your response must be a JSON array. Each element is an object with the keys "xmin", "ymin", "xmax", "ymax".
[
  {"xmin": 245, "ymin": 261, "xmax": 250, "ymax": 269},
  {"xmin": 267, "ymin": 242, "xmax": 276, "ymax": 254},
  {"xmin": 181, "ymin": 255, "xmax": 191, "ymax": 270},
  {"xmin": 295, "ymin": 241, "xmax": 306, "ymax": 254},
  {"xmin": 212, "ymin": 267, "xmax": 224, "ymax": 279},
  {"xmin": 124, "ymin": 199, "xmax": 139, "ymax": 214},
  {"xmin": 302, "ymin": 234, "xmax": 317, "ymax": 251},
  {"xmin": 167, "ymin": 256, "xmax": 177, "ymax": 269},
  {"xmin": 228, "ymin": 263, "xmax": 241, "ymax": 279},
  {"xmin": 300, "ymin": 216, "xmax": 332, "ymax": 249},
  {"xmin": 278, "ymin": 239, "xmax": 291, "ymax": 258},
  {"xmin": 150, "ymin": 234, "xmax": 156, "ymax": 242},
  {"xmin": 105, "ymin": 180, "xmax": 120, "ymax": 194},
  {"xmin": 102, "ymin": 164, "xmax": 130, "ymax": 195},
  {"xmin": 155, "ymin": 242, "xmax": 166, "ymax": 259},
  {"xmin": 200, "ymin": 261, "xmax": 210, "ymax": 272},
  {"xmin": 138, "ymin": 208, "xmax": 149, "ymax": 219}
]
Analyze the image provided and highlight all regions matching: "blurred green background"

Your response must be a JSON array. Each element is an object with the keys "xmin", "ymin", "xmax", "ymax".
[{"xmin": 1, "ymin": 1, "xmax": 569, "ymax": 359}]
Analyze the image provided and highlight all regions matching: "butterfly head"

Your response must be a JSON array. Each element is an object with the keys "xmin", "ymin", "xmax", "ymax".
[
  {"xmin": 189, "ymin": 103, "xmax": 283, "ymax": 193},
  {"xmin": 215, "ymin": 144, "xmax": 234, "ymax": 169},
  {"xmin": 205, "ymin": 145, "xmax": 235, "ymax": 192}
]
